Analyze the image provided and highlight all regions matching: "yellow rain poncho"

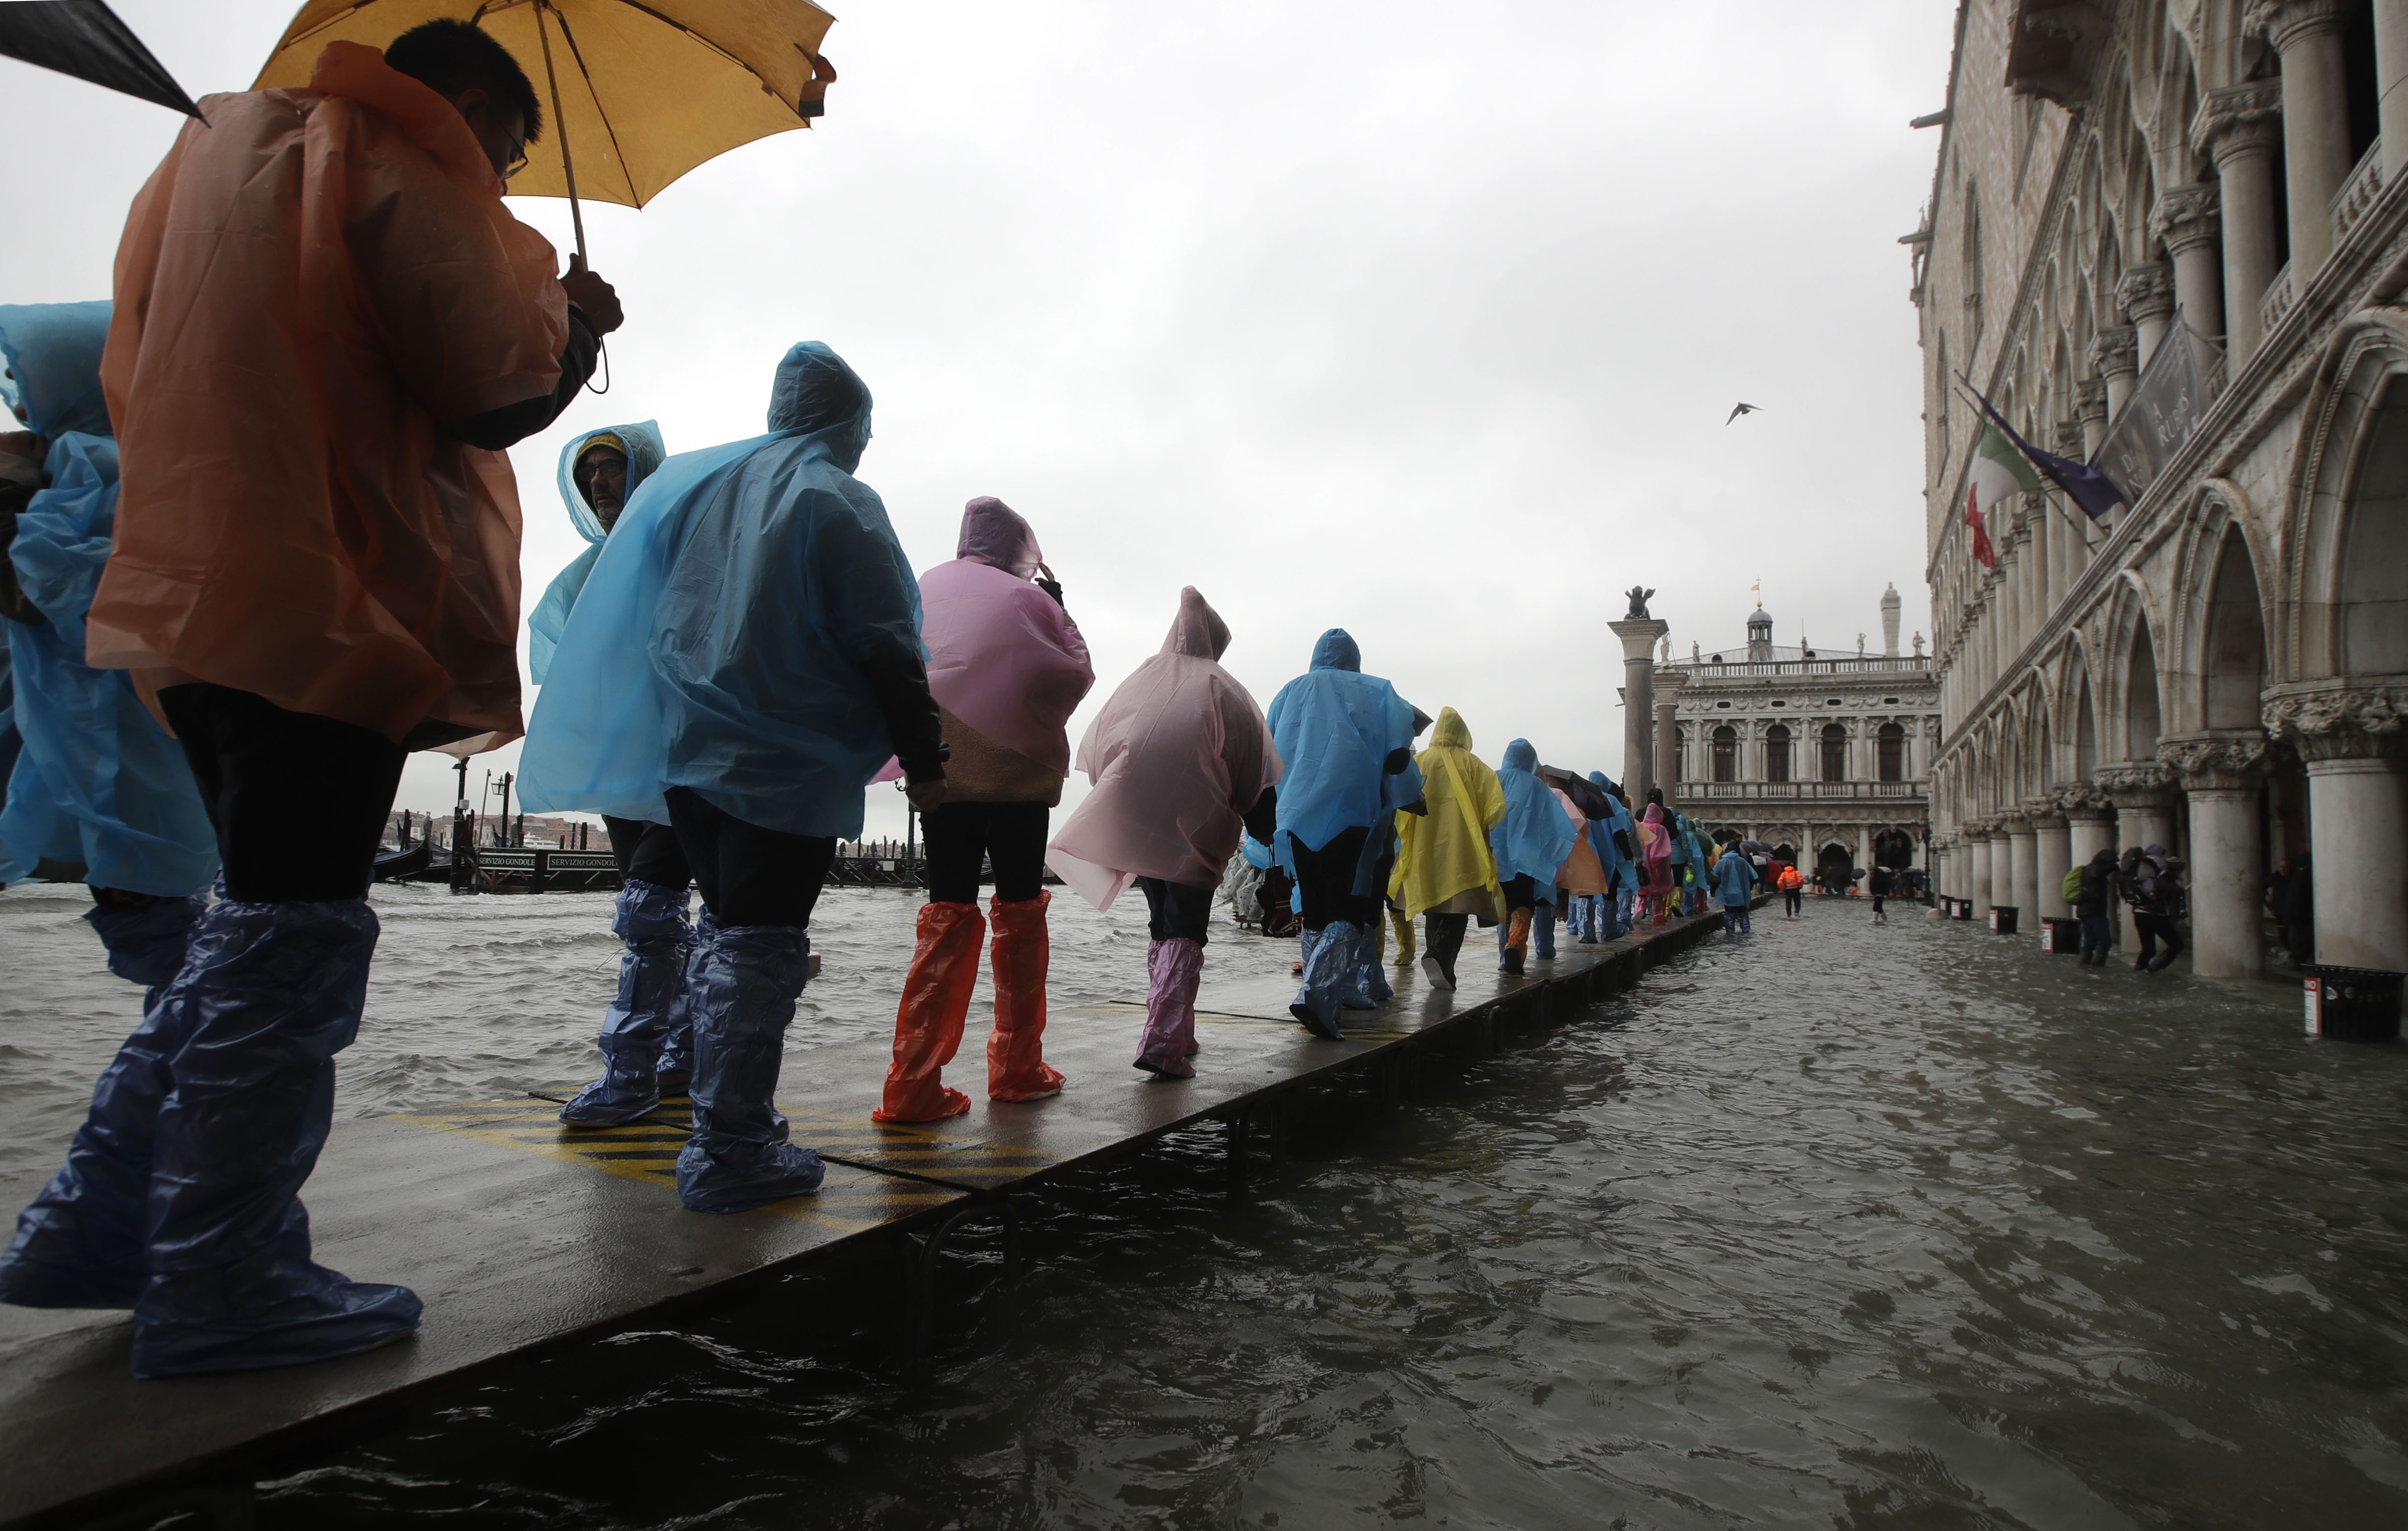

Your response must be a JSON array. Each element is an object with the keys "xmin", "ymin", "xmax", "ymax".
[{"xmin": 1388, "ymin": 707, "xmax": 1506, "ymax": 920}]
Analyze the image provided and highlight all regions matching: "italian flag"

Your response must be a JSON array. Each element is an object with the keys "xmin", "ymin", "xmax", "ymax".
[{"xmin": 1965, "ymin": 421, "xmax": 2038, "ymax": 569}]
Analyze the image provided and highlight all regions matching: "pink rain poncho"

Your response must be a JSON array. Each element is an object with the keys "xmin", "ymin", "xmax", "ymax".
[
  {"xmin": 1638, "ymin": 802, "xmax": 1676, "ymax": 891},
  {"xmin": 1045, "ymin": 588, "xmax": 1282, "ymax": 911},
  {"xmin": 916, "ymin": 497, "xmax": 1092, "ymax": 779}
]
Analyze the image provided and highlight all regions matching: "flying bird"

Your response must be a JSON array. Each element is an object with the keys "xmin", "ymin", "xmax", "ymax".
[{"xmin": 1726, "ymin": 402, "xmax": 1762, "ymax": 425}]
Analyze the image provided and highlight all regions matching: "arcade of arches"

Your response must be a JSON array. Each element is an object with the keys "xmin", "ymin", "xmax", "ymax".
[{"xmin": 1917, "ymin": 0, "xmax": 2408, "ymax": 979}]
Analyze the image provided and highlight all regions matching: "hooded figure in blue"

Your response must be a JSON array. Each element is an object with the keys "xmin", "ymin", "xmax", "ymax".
[
  {"xmin": 0, "ymin": 303, "xmax": 227, "ymax": 1326},
  {"xmin": 1264, "ymin": 629, "xmax": 1421, "ymax": 1039},
  {"xmin": 1490, "ymin": 739, "xmax": 1575, "ymax": 969},
  {"xmin": 525, "ymin": 421, "xmax": 666, "ymax": 685},
  {"xmin": 523, "ymin": 421, "xmax": 693, "ymax": 1131},
  {"xmin": 518, "ymin": 343, "xmax": 947, "ymax": 1214},
  {"xmin": 1588, "ymin": 771, "xmax": 1640, "ymax": 938},
  {"xmin": 0, "ymin": 301, "xmax": 215, "ymax": 956}
]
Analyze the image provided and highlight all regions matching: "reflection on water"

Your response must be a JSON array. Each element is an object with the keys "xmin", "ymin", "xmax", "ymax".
[{"xmin": 6, "ymin": 886, "xmax": 2407, "ymax": 1527}]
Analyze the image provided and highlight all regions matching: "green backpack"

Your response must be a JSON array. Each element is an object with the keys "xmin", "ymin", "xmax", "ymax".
[{"xmin": 2060, "ymin": 865, "xmax": 2087, "ymax": 903}]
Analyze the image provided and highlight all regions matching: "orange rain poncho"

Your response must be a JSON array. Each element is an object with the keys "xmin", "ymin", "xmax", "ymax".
[{"xmin": 87, "ymin": 42, "xmax": 571, "ymax": 750}]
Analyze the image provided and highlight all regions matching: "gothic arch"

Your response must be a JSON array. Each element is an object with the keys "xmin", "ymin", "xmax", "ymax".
[
  {"xmin": 2167, "ymin": 479, "xmax": 2278, "ymax": 733},
  {"xmin": 2282, "ymin": 306, "xmax": 2408, "ymax": 680},
  {"xmin": 2099, "ymin": 572, "xmax": 2167, "ymax": 760}
]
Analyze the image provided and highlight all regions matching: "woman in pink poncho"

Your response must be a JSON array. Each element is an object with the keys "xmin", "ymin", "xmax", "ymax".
[
  {"xmin": 1639, "ymin": 802, "xmax": 1677, "ymax": 925},
  {"xmin": 1047, "ymin": 588, "xmax": 1282, "ymax": 1079},
  {"xmin": 877, "ymin": 497, "xmax": 1096, "ymax": 1123}
]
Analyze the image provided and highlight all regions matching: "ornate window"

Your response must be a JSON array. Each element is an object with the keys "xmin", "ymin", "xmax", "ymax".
[
  {"xmin": 1878, "ymin": 722, "xmax": 1906, "ymax": 782},
  {"xmin": 1821, "ymin": 723, "xmax": 1848, "ymax": 783},
  {"xmin": 1765, "ymin": 723, "xmax": 1791, "ymax": 783},
  {"xmin": 1712, "ymin": 725, "xmax": 1737, "ymax": 783}
]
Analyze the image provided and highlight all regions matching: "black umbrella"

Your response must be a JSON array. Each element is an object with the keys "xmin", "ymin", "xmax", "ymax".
[
  {"xmin": 0, "ymin": 0, "xmax": 200, "ymax": 117},
  {"xmin": 1537, "ymin": 766, "xmax": 1613, "ymax": 821}
]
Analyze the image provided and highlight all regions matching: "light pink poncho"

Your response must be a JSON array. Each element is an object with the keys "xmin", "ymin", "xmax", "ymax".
[
  {"xmin": 916, "ymin": 497, "xmax": 1093, "ymax": 776},
  {"xmin": 1045, "ymin": 588, "xmax": 1283, "ymax": 911}
]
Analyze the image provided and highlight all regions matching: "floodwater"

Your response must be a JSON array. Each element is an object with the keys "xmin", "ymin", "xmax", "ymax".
[{"xmin": 5, "ymin": 886, "xmax": 2408, "ymax": 1529}]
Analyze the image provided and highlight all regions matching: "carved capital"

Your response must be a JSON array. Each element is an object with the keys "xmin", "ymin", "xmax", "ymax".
[
  {"xmin": 2117, "ymin": 262, "xmax": 2177, "ymax": 325},
  {"xmin": 2074, "ymin": 377, "xmax": 2108, "ymax": 423},
  {"xmin": 2052, "ymin": 419, "xmax": 2087, "ymax": 457},
  {"xmin": 2023, "ymin": 796, "xmax": 2067, "ymax": 827},
  {"xmin": 2158, "ymin": 730, "xmax": 2271, "ymax": 790},
  {"xmin": 2152, "ymin": 184, "xmax": 2221, "ymax": 255},
  {"xmin": 1999, "ymin": 809, "xmax": 2035, "ymax": 834},
  {"xmin": 2194, "ymin": 81, "xmax": 2284, "ymax": 163},
  {"xmin": 2263, "ymin": 682, "xmax": 2408, "ymax": 762},
  {"xmin": 2056, "ymin": 783, "xmax": 2116, "ymax": 819},
  {"xmin": 2094, "ymin": 760, "xmax": 2175, "ymax": 807},
  {"xmin": 2246, "ymin": 0, "xmax": 2349, "ymax": 52},
  {"xmin": 2090, "ymin": 326, "xmax": 2139, "ymax": 380}
]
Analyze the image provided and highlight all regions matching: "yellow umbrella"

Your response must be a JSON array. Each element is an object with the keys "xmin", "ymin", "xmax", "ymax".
[{"xmin": 255, "ymin": 0, "xmax": 837, "ymax": 258}]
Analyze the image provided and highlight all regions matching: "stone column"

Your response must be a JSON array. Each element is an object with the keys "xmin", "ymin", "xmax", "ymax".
[
  {"xmin": 1857, "ymin": 824, "xmax": 1872, "ymax": 881},
  {"xmin": 2091, "ymin": 327, "xmax": 2140, "ymax": 422},
  {"xmin": 2380, "ymin": 0, "xmax": 2408, "ymax": 182},
  {"xmin": 2195, "ymin": 81, "xmax": 2285, "ymax": 364},
  {"xmin": 2120, "ymin": 263, "xmax": 2178, "ymax": 367},
  {"xmin": 1969, "ymin": 826, "xmax": 1994, "ymax": 918},
  {"xmin": 2098, "ymin": 762, "xmax": 2177, "ymax": 953},
  {"xmin": 1610, "ymin": 617, "xmax": 1669, "ymax": 805},
  {"xmin": 1653, "ymin": 670, "xmax": 1687, "ymax": 807},
  {"xmin": 2268, "ymin": 686, "xmax": 2408, "ymax": 971},
  {"xmin": 2064, "ymin": 786, "xmax": 2119, "ymax": 889},
  {"xmin": 2032, "ymin": 802, "xmax": 2073, "ymax": 919},
  {"xmin": 2253, "ymin": 0, "xmax": 2356, "ymax": 276},
  {"xmin": 2007, "ymin": 811, "xmax": 2040, "ymax": 923},
  {"xmin": 2076, "ymin": 379, "xmax": 2109, "ymax": 458},
  {"xmin": 1991, "ymin": 822, "xmax": 2019, "ymax": 918},
  {"xmin": 2162, "ymin": 732, "xmax": 2272, "ymax": 980},
  {"xmin": 2154, "ymin": 184, "xmax": 2225, "ymax": 344}
]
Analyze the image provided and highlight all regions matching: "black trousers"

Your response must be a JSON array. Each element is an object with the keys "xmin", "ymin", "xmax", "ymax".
[
  {"xmin": 1502, "ymin": 874, "xmax": 1537, "ymax": 913},
  {"xmin": 604, "ymin": 815, "xmax": 693, "ymax": 888},
  {"xmin": 2134, "ymin": 912, "xmax": 2184, "ymax": 966},
  {"xmin": 1138, "ymin": 876, "xmax": 1214, "ymax": 945},
  {"xmin": 1291, "ymin": 825, "xmax": 1379, "ymax": 930},
  {"xmin": 924, "ymin": 800, "xmax": 1049, "ymax": 905},
  {"xmin": 1783, "ymin": 889, "xmax": 1802, "ymax": 915},
  {"xmin": 663, "ymin": 786, "xmax": 834, "ymax": 929},
  {"xmin": 159, "ymin": 683, "xmax": 406, "ymax": 903}
]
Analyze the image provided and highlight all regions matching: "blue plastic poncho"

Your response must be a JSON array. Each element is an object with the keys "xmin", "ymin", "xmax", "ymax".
[
  {"xmin": 1712, "ymin": 848, "xmax": 1757, "ymax": 907},
  {"xmin": 1588, "ymin": 771, "xmax": 1639, "ymax": 895},
  {"xmin": 517, "ymin": 343, "xmax": 923, "ymax": 840},
  {"xmin": 1491, "ymin": 738, "xmax": 1576, "ymax": 893},
  {"xmin": 1265, "ymin": 629, "xmax": 1421, "ymax": 890},
  {"xmin": 526, "ymin": 420, "xmax": 666, "ymax": 685},
  {"xmin": 0, "ymin": 304, "xmax": 216, "ymax": 895}
]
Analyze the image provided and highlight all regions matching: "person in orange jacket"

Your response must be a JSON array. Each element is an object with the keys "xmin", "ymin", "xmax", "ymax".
[
  {"xmin": 1776, "ymin": 859, "xmax": 1805, "ymax": 918},
  {"xmin": 0, "ymin": 21, "xmax": 621, "ymax": 1379}
]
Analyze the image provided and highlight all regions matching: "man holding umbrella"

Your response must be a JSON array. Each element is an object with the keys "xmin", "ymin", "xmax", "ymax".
[{"xmin": 0, "ymin": 20, "xmax": 622, "ymax": 1378}]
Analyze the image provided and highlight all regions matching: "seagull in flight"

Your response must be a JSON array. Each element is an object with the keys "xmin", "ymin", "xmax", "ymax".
[{"xmin": 1726, "ymin": 402, "xmax": 1762, "ymax": 425}]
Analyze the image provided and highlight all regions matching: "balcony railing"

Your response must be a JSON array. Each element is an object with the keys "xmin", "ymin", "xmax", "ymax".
[
  {"xmin": 1680, "ymin": 780, "xmax": 1924, "ymax": 800},
  {"xmin": 1665, "ymin": 655, "xmax": 1933, "ymax": 678},
  {"xmin": 2260, "ymin": 259, "xmax": 2296, "ymax": 337},
  {"xmin": 2334, "ymin": 141, "xmax": 2387, "ymax": 242}
]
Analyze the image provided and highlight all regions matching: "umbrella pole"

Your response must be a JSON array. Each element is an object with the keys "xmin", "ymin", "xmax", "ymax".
[{"xmin": 534, "ymin": 1, "xmax": 586, "ymax": 264}]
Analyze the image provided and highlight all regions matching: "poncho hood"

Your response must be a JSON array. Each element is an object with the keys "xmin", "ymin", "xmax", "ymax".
[
  {"xmin": 1166, "ymin": 585, "xmax": 1231, "ymax": 659},
  {"xmin": 958, "ymin": 495, "xmax": 1042, "ymax": 578},
  {"xmin": 1311, "ymin": 628, "xmax": 1361, "ymax": 672},
  {"xmin": 0, "ymin": 302, "xmax": 113, "ymax": 440},
  {"xmin": 1430, "ymin": 705, "xmax": 1472, "ymax": 750},
  {"xmin": 1502, "ymin": 738, "xmax": 1539, "ymax": 773},
  {"xmin": 767, "ymin": 342, "xmax": 872, "ymax": 471},
  {"xmin": 555, "ymin": 421, "xmax": 666, "ymax": 545}
]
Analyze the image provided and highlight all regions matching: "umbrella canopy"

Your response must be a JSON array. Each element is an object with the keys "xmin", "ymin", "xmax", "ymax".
[
  {"xmin": 254, "ymin": 0, "xmax": 835, "ymax": 213},
  {"xmin": 0, "ymin": 0, "xmax": 200, "ymax": 116}
]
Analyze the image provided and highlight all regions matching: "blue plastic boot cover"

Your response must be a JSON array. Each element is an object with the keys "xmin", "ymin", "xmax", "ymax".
[
  {"xmin": 657, "ymin": 906, "xmax": 713, "ymax": 1094},
  {"xmin": 1334, "ymin": 923, "xmax": 1377, "ymax": 1010},
  {"xmin": 1353, "ymin": 924, "xmax": 1392, "ymax": 1004},
  {"xmin": 1289, "ymin": 922, "xmax": 1351, "ymax": 1040},
  {"xmin": 129, "ymin": 897, "xmax": 422, "ymax": 1378},
  {"xmin": 1535, "ymin": 905, "xmax": 1557, "ymax": 959},
  {"xmin": 559, "ymin": 879, "xmax": 694, "ymax": 1125},
  {"xmin": 85, "ymin": 895, "xmax": 207, "ymax": 988},
  {"xmin": 677, "ymin": 922, "xmax": 825, "ymax": 1212}
]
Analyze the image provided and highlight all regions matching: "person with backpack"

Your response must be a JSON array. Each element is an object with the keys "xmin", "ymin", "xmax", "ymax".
[
  {"xmin": 2072, "ymin": 848, "xmax": 2117, "ymax": 965},
  {"xmin": 2119, "ymin": 844, "xmax": 2187, "ymax": 972}
]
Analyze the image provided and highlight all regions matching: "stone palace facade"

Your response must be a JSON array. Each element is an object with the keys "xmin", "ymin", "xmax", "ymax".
[
  {"xmin": 1913, "ymin": 0, "xmax": 2408, "ymax": 977},
  {"xmin": 1657, "ymin": 589, "xmax": 1941, "ymax": 884}
]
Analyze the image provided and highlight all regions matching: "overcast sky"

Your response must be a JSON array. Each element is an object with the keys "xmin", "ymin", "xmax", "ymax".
[{"xmin": 2, "ymin": 1, "xmax": 1956, "ymax": 839}]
